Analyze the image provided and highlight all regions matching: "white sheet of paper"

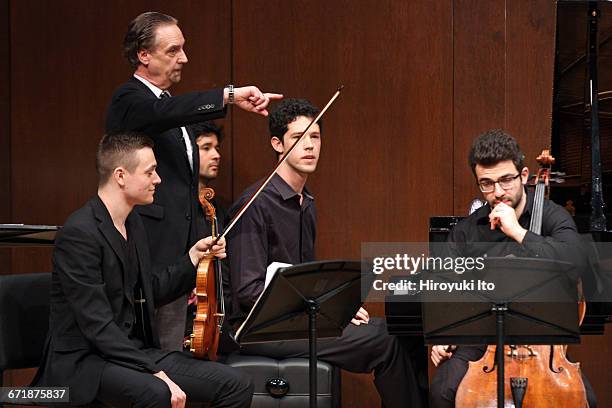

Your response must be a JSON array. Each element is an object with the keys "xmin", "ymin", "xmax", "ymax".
[
  {"xmin": 236, "ymin": 261, "xmax": 293, "ymax": 340},
  {"xmin": 265, "ymin": 262, "xmax": 292, "ymax": 288}
]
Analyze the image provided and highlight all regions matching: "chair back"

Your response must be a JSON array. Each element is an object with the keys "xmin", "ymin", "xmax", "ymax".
[{"xmin": 0, "ymin": 273, "xmax": 51, "ymax": 384}]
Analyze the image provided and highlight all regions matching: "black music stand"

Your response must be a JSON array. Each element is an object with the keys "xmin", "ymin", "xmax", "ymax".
[
  {"xmin": 0, "ymin": 224, "xmax": 59, "ymax": 246},
  {"xmin": 422, "ymin": 257, "xmax": 581, "ymax": 408},
  {"xmin": 235, "ymin": 260, "xmax": 363, "ymax": 408}
]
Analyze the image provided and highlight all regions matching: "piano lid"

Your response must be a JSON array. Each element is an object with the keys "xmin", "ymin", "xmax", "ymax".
[{"xmin": 0, "ymin": 224, "xmax": 60, "ymax": 246}]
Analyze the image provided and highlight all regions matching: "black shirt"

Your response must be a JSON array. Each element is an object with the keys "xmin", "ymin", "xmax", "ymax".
[
  {"xmin": 227, "ymin": 173, "xmax": 316, "ymax": 323},
  {"xmin": 447, "ymin": 189, "xmax": 585, "ymax": 275},
  {"xmin": 118, "ymin": 232, "xmax": 150, "ymax": 349}
]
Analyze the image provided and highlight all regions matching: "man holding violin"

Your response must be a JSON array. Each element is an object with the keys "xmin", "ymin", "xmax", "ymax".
[
  {"xmin": 429, "ymin": 130, "xmax": 596, "ymax": 407},
  {"xmin": 184, "ymin": 121, "xmax": 238, "ymax": 353},
  {"xmin": 32, "ymin": 132, "xmax": 253, "ymax": 407}
]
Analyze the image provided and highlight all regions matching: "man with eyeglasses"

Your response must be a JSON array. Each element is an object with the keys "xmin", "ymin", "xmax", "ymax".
[{"xmin": 427, "ymin": 129, "xmax": 597, "ymax": 407}]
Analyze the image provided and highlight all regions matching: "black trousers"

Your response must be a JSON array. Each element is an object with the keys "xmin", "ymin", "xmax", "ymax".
[
  {"xmin": 96, "ymin": 351, "xmax": 253, "ymax": 408},
  {"xmin": 240, "ymin": 317, "xmax": 425, "ymax": 408},
  {"xmin": 429, "ymin": 345, "xmax": 597, "ymax": 408}
]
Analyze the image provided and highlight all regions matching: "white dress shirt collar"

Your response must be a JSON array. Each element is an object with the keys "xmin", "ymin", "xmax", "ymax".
[{"xmin": 133, "ymin": 74, "xmax": 168, "ymax": 99}]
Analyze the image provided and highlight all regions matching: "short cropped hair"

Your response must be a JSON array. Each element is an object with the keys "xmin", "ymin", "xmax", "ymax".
[
  {"xmin": 269, "ymin": 98, "xmax": 322, "ymax": 140},
  {"xmin": 96, "ymin": 132, "xmax": 154, "ymax": 185},
  {"xmin": 123, "ymin": 12, "xmax": 178, "ymax": 67},
  {"xmin": 190, "ymin": 121, "xmax": 223, "ymax": 143},
  {"xmin": 468, "ymin": 129, "xmax": 525, "ymax": 176}
]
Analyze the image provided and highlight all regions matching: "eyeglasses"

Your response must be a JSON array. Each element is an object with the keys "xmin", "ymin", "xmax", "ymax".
[{"xmin": 477, "ymin": 174, "xmax": 521, "ymax": 193}]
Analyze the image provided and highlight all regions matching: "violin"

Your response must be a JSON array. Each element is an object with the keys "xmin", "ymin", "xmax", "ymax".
[
  {"xmin": 184, "ymin": 187, "xmax": 225, "ymax": 360},
  {"xmin": 455, "ymin": 149, "xmax": 589, "ymax": 407}
]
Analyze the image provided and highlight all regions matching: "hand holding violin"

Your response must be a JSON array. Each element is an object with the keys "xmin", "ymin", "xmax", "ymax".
[{"xmin": 188, "ymin": 236, "xmax": 227, "ymax": 266}]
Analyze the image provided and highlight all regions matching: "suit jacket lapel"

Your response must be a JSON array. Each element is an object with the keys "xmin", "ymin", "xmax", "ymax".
[
  {"xmin": 92, "ymin": 196, "xmax": 131, "ymax": 304},
  {"xmin": 130, "ymin": 76, "xmax": 194, "ymax": 177}
]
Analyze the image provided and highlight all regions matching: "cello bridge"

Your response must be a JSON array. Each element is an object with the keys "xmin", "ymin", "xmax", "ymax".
[{"xmin": 507, "ymin": 345, "xmax": 538, "ymax": 358}]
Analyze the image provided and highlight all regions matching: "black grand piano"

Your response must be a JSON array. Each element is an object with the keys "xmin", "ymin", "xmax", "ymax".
[{"xmin": 387, "ymin": 0, "xmax": 612, "ymax": 338}]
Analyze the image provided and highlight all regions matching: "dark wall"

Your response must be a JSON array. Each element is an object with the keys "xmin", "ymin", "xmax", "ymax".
[
  {"xmin": 2, "ymin": 1, "xmax": 609, "ymax": 406},
  {"xmin": 453, "ymin": 0, "xmax": 556, "ymax": 214},
  {"xmin": 0, "ymin": 0, "xmax": 9, "ymax": 223},
  {"xmin": 8, "ymin": 0, "xmax": 232, "ymax": 225},
  {"xmin": 232, "ymin": 0, "xmax": 455, "ymax": 255}
]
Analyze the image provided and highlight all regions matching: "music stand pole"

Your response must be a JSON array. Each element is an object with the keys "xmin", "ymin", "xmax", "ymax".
[
  {"xmin": 493, "ymin": 304, "xmax": 507, "ymax": 408},
  {"xmin": 307, "ymin": 299, "xmax": 319, "ymax": 408},
  {"xmin": 236, "ymin": 261, "xmax": 363, "ymax": 408}
]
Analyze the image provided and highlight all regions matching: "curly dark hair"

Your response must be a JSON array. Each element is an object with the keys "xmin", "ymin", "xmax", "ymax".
[
  {"xmin": 190, "ymin": 121, "xmax": 223, "ymax": 143},
  {"xmin": 468, "ymin": 129, "xmax": 525, "ymax": 176},
  {"xmin": 269, "ymin": 98, "xmax": 322, "ymax": 139},
  {"xmin": 123, "ymin": 12, "xmax": 178, "ymax": 68},
  {"xmin": 96, "ymin": 131, "xmax": 154, "ymax": 185}
]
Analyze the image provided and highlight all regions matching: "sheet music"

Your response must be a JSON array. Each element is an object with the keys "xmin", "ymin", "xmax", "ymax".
[
  {"xmin": 265, "ymin": 262, "xmax": 291, "ymax": 288},
  {"xmin": 235, "ymin": 262, "xmax": 292, "ymax": 340}
]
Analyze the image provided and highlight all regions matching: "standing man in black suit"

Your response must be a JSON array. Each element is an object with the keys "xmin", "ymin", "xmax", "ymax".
[
  {"xmin": 33, "ymin": 132, "xmax": 253, "ymax": 407},
  {"xmin": 106, "ymin": 11, "xmax": 282, "ymax": 350}
]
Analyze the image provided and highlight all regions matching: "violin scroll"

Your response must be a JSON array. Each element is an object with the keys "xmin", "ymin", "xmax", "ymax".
[{"xmin": 199, "ymin": 187, "xmax": 217, "ymax": 221}]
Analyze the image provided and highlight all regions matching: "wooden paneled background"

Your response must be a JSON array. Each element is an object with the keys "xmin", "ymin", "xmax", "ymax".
[{"xmin": 1, "ymin": 1, "xmax": 609, "ymax": 407}]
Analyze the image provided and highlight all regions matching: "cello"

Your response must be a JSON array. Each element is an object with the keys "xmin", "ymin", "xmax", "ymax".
[
  {"xmin": 184, "ymin": 187, "xmax": 225, "ymax": 360},
  {"xmin": 455, "ymin": 149, "xmax": 589, "ymax": 407}
]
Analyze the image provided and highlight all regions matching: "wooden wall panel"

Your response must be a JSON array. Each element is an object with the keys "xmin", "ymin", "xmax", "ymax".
[
  {"xmin": 0, "ymin": 0, "xmax": 9, "ymax": 222},
  {"xmin": 453, "ymin": 0, "xmax": 556, "ymax": 213},
  {"xmin": 9, "ymin": 0, "xmax": 232, "ymax": 226},
  {"xmin": 505, "ymin": 0, "xmax": 556, "ymax": 172},
  {"xmin": 0, "ymin": 0, "xmax": 11, "ymax": 274},
  {"xmin": 232, "ymin": 0, "xmax": 454, "ymax": 258},
  {"xmin": 453, "ymin": 0, "xmax": 507, "ymax": 214}
]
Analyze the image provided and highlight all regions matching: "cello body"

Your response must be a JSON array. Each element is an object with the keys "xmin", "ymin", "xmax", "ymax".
[{"xmin": 456, "ymin": 344, "xmax": 588, "ymax": 407}]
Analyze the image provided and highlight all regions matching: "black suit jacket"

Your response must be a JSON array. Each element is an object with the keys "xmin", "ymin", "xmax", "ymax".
[
  {"xmin": 32, "ymin": 196, "xmax": 196, "ymax": 404},
  {"xmin": 106, "ymin": 77, "xmax": 225, "ymax": 266}
]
